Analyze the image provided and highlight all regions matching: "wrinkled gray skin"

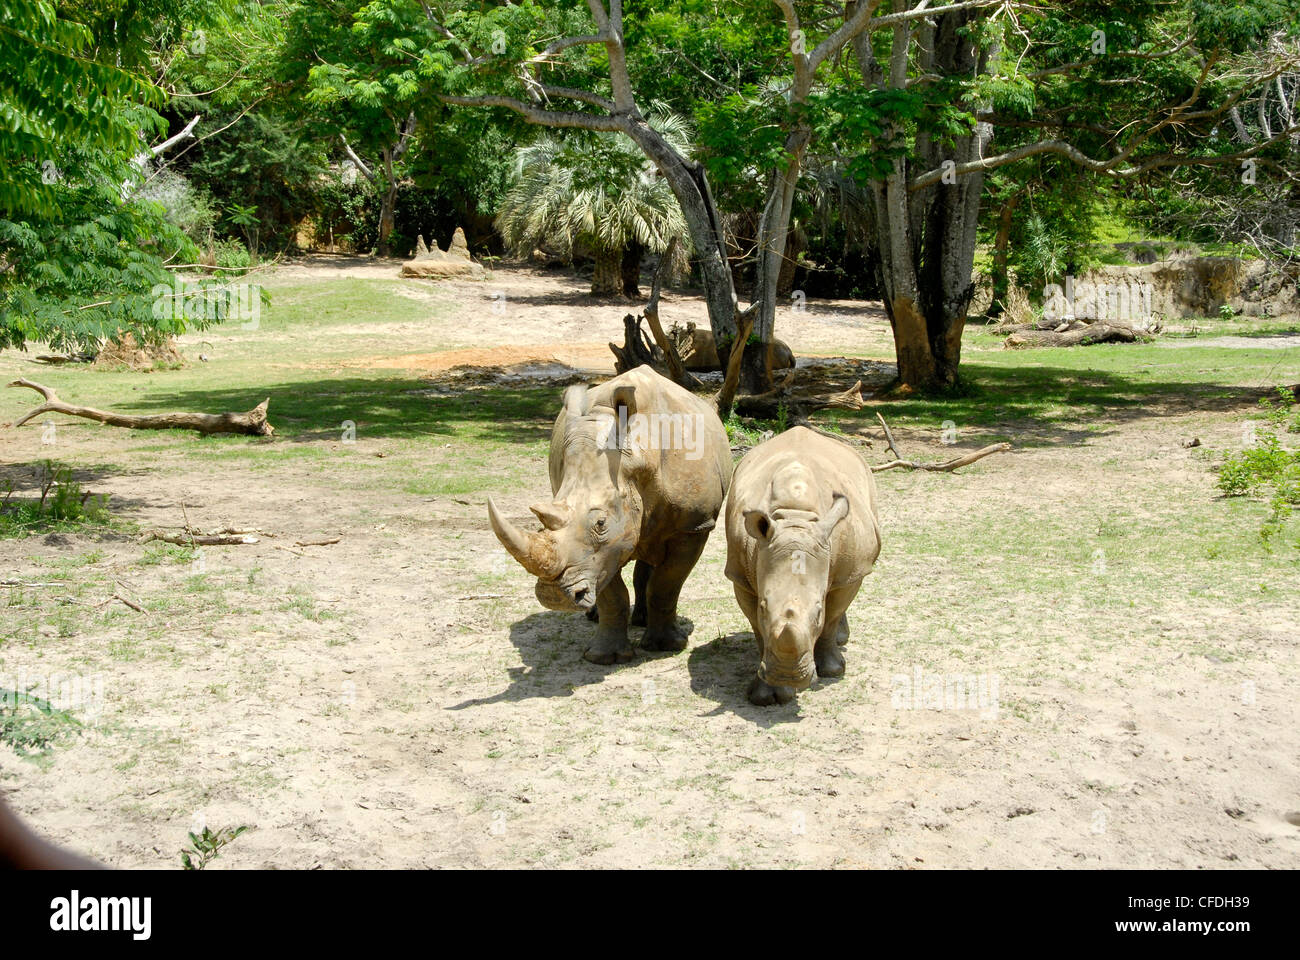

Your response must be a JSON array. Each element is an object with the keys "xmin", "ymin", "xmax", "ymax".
[
  {"xmin": 488, "ymin": 365, "xmax": 731, "ymax": 664},
  {"xmin": 725, "ymin": 426, "xmax": 881, "ymax": 705}
]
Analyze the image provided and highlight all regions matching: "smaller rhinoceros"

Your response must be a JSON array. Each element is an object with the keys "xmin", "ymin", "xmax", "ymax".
[{"xmin": 724, "ymin": 426, "xmax": 881, "ymax": 705}]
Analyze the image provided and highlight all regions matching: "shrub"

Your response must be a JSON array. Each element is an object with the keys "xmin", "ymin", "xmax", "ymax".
[
  {"xmin": 1, "ymin": 462, "xmax": 112, "ymax": 536},
  {"xmin": 1218, "ymin": 388, "xmax": 1300, "ymax": 544}
]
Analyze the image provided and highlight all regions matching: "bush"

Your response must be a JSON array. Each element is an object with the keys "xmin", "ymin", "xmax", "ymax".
[
  {"xmin": 1218, "ymin": 388, "xmax": 1300, "ymax": 544},
  {"xmin": 136, "ymin": 168, "xmax": 216, "ymax": 245},
  {"xmin": 212, "ymin": 238, "xmax": 252, "ymax": 271},
  {"xmin": 1, "ymin": 462, "xmax": 112, "ymax": 536}
]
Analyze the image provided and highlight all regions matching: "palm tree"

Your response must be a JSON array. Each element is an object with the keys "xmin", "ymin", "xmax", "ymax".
[{"xmin": 496, "ymin": 110, "xmax": 691, "ymax": 297}]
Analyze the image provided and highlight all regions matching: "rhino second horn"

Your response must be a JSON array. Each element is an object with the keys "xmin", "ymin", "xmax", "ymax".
[{"xmin": 487, "ymin": 496, "xmax": 561, "ymax": 579}]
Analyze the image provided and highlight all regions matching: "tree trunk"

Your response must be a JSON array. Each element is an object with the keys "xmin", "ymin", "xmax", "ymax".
[
  {"xmin": 777, "ymin": 225, "xmax": 805, "ymax": 298},
  {"xmin": 746, "ymin": 127, "xmax": 812, "ymax": 394},
  {"xmin": 378, "ymin": 146, "xmax": 396, "ymax": 258},
  {"xmin": 623, "ymin": 120, "xmax": 739, "ymax": 348},
  {"xmin": 621, "ymin": 241, "xmax": 644, "ymax": 297},
  {"xmin": 864, "ymin": 9, "xmax": 994, "ymax": 393},
  {"xmin": 989, "ymin": 190, "xmax": 1023, "ymax": 319},
  {"xmin": 591, "ymin": 247, "xmax": 622, "ymax": 296}
]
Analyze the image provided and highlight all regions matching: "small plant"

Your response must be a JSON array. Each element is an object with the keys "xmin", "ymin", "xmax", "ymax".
[
  {"xmin": 1261, "ymin": 386, "xmax": 1300, "ymax": 434},
  {"xmin": 1218, "ymin": 388, "xmax": 1300, "ymax": 544},
  {"xmin": 0, "ymin": 688, "xmax": 83, "ymax": 761},
  {"xmin": 1218, "ymin": 303, "xmax": 1235, "ymax": 320},
  {"xmin": 724, "ymin": 413, "xmax": 776, "ymax": 449},
  {"xmin": 1, "ymin": 462, "xmax": 112, "ymax": 536},
  {"xmin": 180, "ymin": 824, "xmax": 250, "ymax": 870},
  {"xmin": 775, "ymin": 400, "xmax": 789, "ymax": 434},
  {"xmin": 224, "ymin": 203, "xmax": 261, "ymax": 261}
]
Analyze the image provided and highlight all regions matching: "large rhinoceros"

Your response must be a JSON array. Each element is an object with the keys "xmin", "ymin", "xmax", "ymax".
[
  {"xmin": 488, "ymin": 365, "xmax": 732, "ymax": 664},
  {"xmin": 724, "ymin": 426, "xmax": 881, "ymax": 705}
]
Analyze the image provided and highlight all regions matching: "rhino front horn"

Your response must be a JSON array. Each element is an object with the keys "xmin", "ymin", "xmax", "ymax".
[{"xmin": 487, "ymin": 496, "xmax": 561, "ymax": 579}]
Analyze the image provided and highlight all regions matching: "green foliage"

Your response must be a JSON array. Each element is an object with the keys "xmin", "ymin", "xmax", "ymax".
[
  {"xmin": 1218, "ymin": 389, "xmax": 1300, "ymax": 544},
  {"xmin": 1017, "ymin": 213, "xmax": 1072, "ymax": 292},
  {"xmin": 0, "ymin": 0, "xmax": 160, "ymax": 218},
  {"xmin": 1, "ymin": 461, "xmax": 112, "ymax": 536},
  {"xmin": 0, "ymin": 2, "xmax": 220, "ymax": 351},
  {"xmin": 180, "ymin": 824, "xmax": 249, "ymax": 870},
  {"xmin": 182, "ymin": 109, "xmax": 326, "ymax": 252},
  {"xmin": 497, "ymin": 110, "xmax": 692, "ymax": 260},
  {"xmin": 0, "ymin": 688, "xmax": 83, "ymax": 761},
  {"xmin": 137, "ymin": 169, "xmax": 218, "ymax": 246}
]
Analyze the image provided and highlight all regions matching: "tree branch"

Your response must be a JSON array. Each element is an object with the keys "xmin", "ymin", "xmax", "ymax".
[
  {"xmin": 340, "ymin": 134, "xmax": 375, "ymax": 181},
  {"xmin": 439, "ymin": 94, "xmax": 623, "ymax": 131}
]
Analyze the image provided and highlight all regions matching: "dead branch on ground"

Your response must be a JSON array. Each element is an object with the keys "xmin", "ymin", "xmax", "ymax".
[
  {"xmin": 7, "ymin": 379, "xmax": 274, "ymax": 436},
  {"xmin": 871, "ymin": 413, "xmax": 1012, "ymax": 473},
  {"xmin": 141, "ymin": 525, "xmax": 264, "ymax": 546}
]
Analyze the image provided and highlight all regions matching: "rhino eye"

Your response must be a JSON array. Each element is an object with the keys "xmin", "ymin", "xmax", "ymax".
[{"xmin": 594, "ymin": 517, "xmax": 607, "ymax": 533}]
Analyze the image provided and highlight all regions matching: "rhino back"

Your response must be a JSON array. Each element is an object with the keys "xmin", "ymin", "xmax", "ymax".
[
  {"xmin": 551, "ymin": 366, "xmax": 732, "ymax": 542},
  {"xmin": 726, "ymin": 426, "xmax": 880, "ymax": 587}
]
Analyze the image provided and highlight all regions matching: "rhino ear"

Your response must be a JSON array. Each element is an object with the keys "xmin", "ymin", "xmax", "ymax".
[
  {"xmin": 743, "ymin": 509, "xmax": 772, "ymax": 541},
  {"xmin": 562, "ymin": 384, "xmax": 590, "ymax": 417},
  {"xmin": 530, "ymin": 501, "xmax": 571, "ymax": 531},
  {"xmin": 610, "ymin": 384, "xmax": 637, "ymax": 419},
  {"xmin": 815, "ymin": 493, "xmax": 850, "ymax": 539}
]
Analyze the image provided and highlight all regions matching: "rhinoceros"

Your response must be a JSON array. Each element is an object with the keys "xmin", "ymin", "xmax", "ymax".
[
  {"xmin": 724, "ymin": 426, "xmax": 881, "ymax": 705},
  {"xmin": 487, "ymin": 365, "xmax": 732, "ymax": 664}
]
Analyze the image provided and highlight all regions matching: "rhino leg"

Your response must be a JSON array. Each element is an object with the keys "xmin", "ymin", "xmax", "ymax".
[
  {"xmin": 582, "ymin": 572, "xmax": 633, "ymax": 665},
  {"xmin": 815, "ymin": 585, "xmax": 860, "ymax": 679},
  {"xmin": 813, "ymin": 634, "xmax": 845, "ymax": 679},
  {"xmin": 639, "ymin": 532, "xmax": 708, "ymax": 653},
  {"xmin": 629, "ymin": 560, "xmax": 650, "ymax": 627},
  {"xmin": 747, "ymin": 675, "xmax": 797, "ymax": 706}
]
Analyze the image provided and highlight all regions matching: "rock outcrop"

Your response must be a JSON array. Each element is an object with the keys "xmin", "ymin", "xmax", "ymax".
[
  {"xmin": 1055, "ymin": 256, "xmax": 1298, "ymax": 319},
  {"xmin": 401, "ymin": 228, "xmax": 486, "ymax": 279}
]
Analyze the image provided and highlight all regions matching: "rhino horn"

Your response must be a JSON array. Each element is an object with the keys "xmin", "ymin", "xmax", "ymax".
[{"xmin": 488, "ymin": 496, "xmax": 562, "ymax": 578}]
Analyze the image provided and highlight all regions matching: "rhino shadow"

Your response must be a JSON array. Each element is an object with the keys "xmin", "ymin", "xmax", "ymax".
[
  {"xmin": 446, "ymin": 609, "xmax": 696, "ymax": 710},
  {"xmin": 686, "ymin": 632, "xmax": 811, "ymax": 727}
]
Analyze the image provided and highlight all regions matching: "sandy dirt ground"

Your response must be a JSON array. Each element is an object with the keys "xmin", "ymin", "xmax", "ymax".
[
  {"xmin": 277, "ymin": 254, "xmax": 898, "ymax": 375},
  {"xmin": 1, "ymin": 258, "xmax": 1297, "ymax": 869}
]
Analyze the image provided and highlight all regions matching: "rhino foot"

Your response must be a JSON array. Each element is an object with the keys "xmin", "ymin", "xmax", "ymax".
[
  {"xmin": 640, "ymin": 621, "xmax": 689, "ymax": 653},
  {"xmin": 814, "ymin": 637, "xmax": 846, "ymax": 678},
  {"xmin": 583, "ymin": 634, "xmax": 634, "ymax": 665},
  {"xmin": 747, "ymin": 675, "xmax": 797, "ymax": 706}
]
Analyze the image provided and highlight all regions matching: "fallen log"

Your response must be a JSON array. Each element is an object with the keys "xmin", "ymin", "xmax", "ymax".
[
  {"xmin": 732, "ymin": 379, "xmax": 864, "ymax": 421},
  {"xmin": 872, "ymin": 442, "xmax": 1013, "ymax": 472},
  {"xmin": 7, "ymin": 379, "xmax": 274, "ymax": 436},
  {"xmin": 1003, "ymin": 321, "xmax": 1152, "ymax": 349}
]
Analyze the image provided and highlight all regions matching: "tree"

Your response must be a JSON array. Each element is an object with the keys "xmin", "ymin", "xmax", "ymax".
[
  {"xmin": 281, "ymin": 0, "xmax": 442, "ymax": 257},
  {"xmin": 496, "ymin": 112, "xmax": 691, "ymax": 297},
  {"xmin": 857, "ymin": 0, "xmax": 1300, "ymax": 390},
  {"xmin": 426, "ymin": 0, "xmax": 950, "ymax": 394},
  {"xmin": 0, "ymin": 0, "xmax": 202, "ymax": 352}
]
